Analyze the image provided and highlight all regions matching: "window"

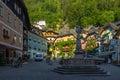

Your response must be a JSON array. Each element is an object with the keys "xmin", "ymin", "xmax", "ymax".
[
  {"xmin": 20, "ymin": 8, "xmax": 21, "ymax": 14},
  {"xmin": 14, "ymin": 3, "xmax": 17, "ymax": 10},
  {"xmin": 13, "ymin": 34, "xmax": 17, "ymax": 42},
  {"xmin": 17, "ymin": 7, "xmax": 19, "ymax": 14},
  {"xmin": 7, "ymin": 13, "xmax": 11, "ymax": 22},
  {"xmin": 14, "ymin": 19, "xmax": 16, "ymax": 27},
  {"xmin": 18, "ymin": 8, "xmax": 21, "ymax": 14},
  {"xmin": 34, "ymin": 40, "xmax": 36, "ymax": 43},
  {"xmin": 19, "ymin": 22, "xmax": 23, "ymax": 30},
  {"xmin": 19, "ymin": 23, "xmax": 21, "ymax": 30},
  {"xmin": 3, "ymin": 29, "xmax": 8, "ymax": 35},
  {"xmin": 45, "ymin": 50, "xmax": 46, "ymax": 52},
  {"xmin": 29, "ymin": 46, "xmax": 31, "ymax": 50},
  {"xmin": 29, "ymin": 38, "xmax": 31, "ymax": 41},
  {"xmin": 0, "ymin": 6, "xmax": 3, "ymax": 16},
  {"xmin": 38, "ymin": 49, "xmax": 41, "ymax": 51},
  {"xmin": 34, "ymin": 48, "xmax": 36, "ymax": 50},
  {"xmin": 4, "ymin": 0, "xmax": 7, "ymax": 3},
  {"xmin": 3, "ymin": 29, "xmax": 9, "ymax": 39},
  {"xmin": 4, "ymin": 0, "xmax": 10, "ymax": 3},
  {"xmin": 3, "ymin": 29, "xmax": 6, "ymax": 35},
  {"xmin": 38, "ymin": 41, "xmax": 40, "ymax": 44},
  {"xmin": 23, "ymin": 14, "xmax": 25, "ymax": 21},
  {"xmin": 19, "ymin": 37, "xmax": 22, "ymax": 43}
]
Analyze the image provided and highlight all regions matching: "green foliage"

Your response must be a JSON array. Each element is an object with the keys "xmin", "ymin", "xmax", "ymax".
[
  {"xmin": 24, "ymin": 0, "xmax": 120, "ymax": 29},
  {"xmin": 98, "ymin": 11, "xmax": 115, "ymax": 26},
  {"xmin": 114, "ymin": 8, "xmax": 120, "ymax": 21},
  {"xmin": 24, "ymin": 0, "xmax": 63, "ymax": 30},
  {"xmin": 86, "ymin": 38, "xmax": 97, "ymax": 54},
  {"xmin": 56, "ymin": 40, "xmax": 75, "ymax": 58},
  {"xmin": 60, "ymin": 0, "xmax": 120, "ymax": 28}
]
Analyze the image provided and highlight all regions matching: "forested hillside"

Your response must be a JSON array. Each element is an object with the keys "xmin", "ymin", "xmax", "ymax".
[{"xmin": 24, "ymin": 0, "xmax": 120, "ymax": 29}]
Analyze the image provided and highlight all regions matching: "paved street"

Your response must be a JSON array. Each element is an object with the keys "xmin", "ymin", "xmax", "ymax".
[{"xmin": 0, "ymin": 61, "xmax": 120, "ymax": 80}]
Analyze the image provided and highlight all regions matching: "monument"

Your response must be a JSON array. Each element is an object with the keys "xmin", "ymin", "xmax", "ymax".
[
  {"xmin": 53, "ymin": 25, "xmax": 109, "ymax": 76},
  {"xmin": 74, "ymin": 25, "xmax": 84, "ymax": 58},
  {"xmin": 60, "ymin": 25, "xmax": 95, "ymax": 66}
]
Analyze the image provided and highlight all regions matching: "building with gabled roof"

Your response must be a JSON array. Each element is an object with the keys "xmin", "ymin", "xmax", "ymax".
[
  {"xmin": 0, "ymin": 0, "xmax": 31, "ymax": 64},
  {"xmin": 28, "ymin": 26, "xmax": 47, "ymax": 59},
  {"xmin": 98, "ymin": 22, "xmax": 120, "ymax": 64}
]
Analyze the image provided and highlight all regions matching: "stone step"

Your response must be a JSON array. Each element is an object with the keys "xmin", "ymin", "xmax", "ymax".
[
  {"xmin": 56, "ymin": 66, "xmax": 101, "ymax": 71},
  {"xmin": 53, "ymin": 69, "xmax": 109, "ymax": 76},
  {"xmin": 54, "ymin": 68, "xmax": 104, "ymax": 72},
  {"xmin": 53, "ymin": 66, "xmax": 109, "ymax": 76},
  {"xmin": 61, "ymin": 66, "xmax": 100, "ymax": 68},
  {"xmin": 53, "ymin": 70, "xmax": 110, "ymax": 76},
  {"xmin": 57, "ymin": 66, "xmax": 100, "ymax": 70},
  {"xmin": 53, "ymin": 70, "xmax": 107, "ymax": 74}
]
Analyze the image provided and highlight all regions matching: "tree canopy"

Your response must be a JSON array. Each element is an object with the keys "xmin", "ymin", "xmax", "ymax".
[{"xmin": 24, "ymin": 0, "xmax": 120, "ymax": 29}]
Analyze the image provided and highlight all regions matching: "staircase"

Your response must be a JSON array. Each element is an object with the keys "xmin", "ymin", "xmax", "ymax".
[{"xmin": 53, "ymin": 65, "xmax": 110, "ymax": 76}]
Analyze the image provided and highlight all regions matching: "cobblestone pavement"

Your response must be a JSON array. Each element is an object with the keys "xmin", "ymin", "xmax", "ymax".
[{"xmin": 0, "ymin": 61, "xmax": 120, "ymax": 80}]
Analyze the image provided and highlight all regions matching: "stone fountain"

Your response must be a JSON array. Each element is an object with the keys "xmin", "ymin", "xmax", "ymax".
[
  {"xmin": 53, "ymin": 25, "xmax": 110, "ymax": 76},
  {"xmin": 60, "ymin": 25, "xmax": 95, "ymax": 67}
]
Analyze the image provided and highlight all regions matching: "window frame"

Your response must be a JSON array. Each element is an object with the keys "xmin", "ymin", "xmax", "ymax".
[
  {"xmin": 14, "ymin": 19, "xmax": 16, "ymax": 27},
  {"xmin": 7, "ymin": 13, "xmax": 12, "ymax": 22},
  {"xmin": 2, "ymin": 28, "xmax": 10, "ymax": 39},
  {"xmin": 0, "ymin": 5, "xmax": 3, "ymax": 16}
]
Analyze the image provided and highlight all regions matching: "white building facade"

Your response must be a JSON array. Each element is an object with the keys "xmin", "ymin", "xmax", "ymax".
[{"xmin": 28, "ymin": 27, "xmax": 47, "ymax": 59}]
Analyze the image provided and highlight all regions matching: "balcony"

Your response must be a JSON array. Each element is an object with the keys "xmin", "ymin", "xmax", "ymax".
[
  {"xmin": 3, "ymin": 35, "xmax": 10, "ymax": 39},
  {"xmin": 62, "ymin": 46, "xmax": 70, "ymax": 52},
  {"xmin": 101, "ymin": 42, "xmax": 110, "ymax": 45}
]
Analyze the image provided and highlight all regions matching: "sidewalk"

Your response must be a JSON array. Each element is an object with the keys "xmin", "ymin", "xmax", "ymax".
[
  {"xmin": 0, "ymin": 65, "xmax": 13, "ymax": 73},
  {"xmin": 0, "ymin": 60, "xmax": 32, "ymax": 73},
  {"xmin": 1, "ymin": 61, "xmax": 120, "ymax": 80},
  {"xmin": 96, "ymin": 64, "xmax": 120, "ymax": 80}
]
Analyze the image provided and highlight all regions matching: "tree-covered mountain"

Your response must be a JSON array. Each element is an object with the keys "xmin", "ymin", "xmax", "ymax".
[
  {"xmin": 24, "ymin": 0, "xmax": 63, "ymax": 30},
  {"xmin": 24, "ymin": 0, "xmax": 120, "ymax": 29}
]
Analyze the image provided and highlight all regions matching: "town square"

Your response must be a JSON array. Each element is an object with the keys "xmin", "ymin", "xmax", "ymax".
[{"xmin": 0, "ymin": 0, "xmax": 120, "ymax": 80}]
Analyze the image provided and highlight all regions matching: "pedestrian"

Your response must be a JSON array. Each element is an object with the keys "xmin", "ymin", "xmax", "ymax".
[
  {"xmin": 46, "ymin": 56, "xmax": 52, "ymax": 65},
  {"xmin": 17, "ymin": 57, "xmax": 23, "ymax": 67},
  {"xmin": 11, "ymin": 57, "xmax": 15, "ymax": 67}
]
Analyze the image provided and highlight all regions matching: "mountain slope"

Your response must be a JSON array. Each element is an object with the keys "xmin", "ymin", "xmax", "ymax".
[{"xmin": 24, "ymin": 0, "xmax": 120, "ymax": 29}]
